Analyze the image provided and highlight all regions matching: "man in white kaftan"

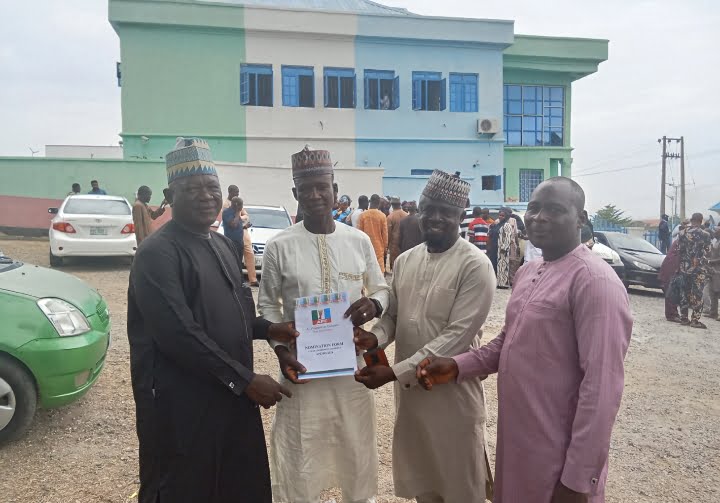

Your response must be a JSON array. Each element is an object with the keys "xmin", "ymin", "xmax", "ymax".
[
  {"xmin": 354, "ymin": 170, "xmax": 496, "ymax": 503},
  {"xmin": 258, "ymin": 147, "xmax": 390, "ymax": 503}
]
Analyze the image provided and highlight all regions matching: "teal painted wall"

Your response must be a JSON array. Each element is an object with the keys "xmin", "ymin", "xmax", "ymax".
[
  {"xmin": 118, "ymin": 22, "xmax": 247, "ymax": 161},
  {"xmin": 0, "ymin": 157, "xmax": 166, "ymax": 203}
]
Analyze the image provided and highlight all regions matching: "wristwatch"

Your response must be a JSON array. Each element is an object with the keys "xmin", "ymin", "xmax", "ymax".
[{"xmin": 369, "ymin": 298, "xmax": 384, "ymax": 318}]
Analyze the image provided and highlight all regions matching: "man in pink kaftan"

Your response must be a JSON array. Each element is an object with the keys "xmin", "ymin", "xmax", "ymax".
[{"xmin": 418, "ymin": 177, "xmax": 633, "ymax": 503}]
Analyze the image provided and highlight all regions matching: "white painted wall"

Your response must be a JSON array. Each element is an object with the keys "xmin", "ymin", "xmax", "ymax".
[
  {"xmin": 215, "ymin": 161, "xmax": 383, "ymax": 217},
  {"xmin": 243, "ymin": 9, "xmax": 357, "ymax": 167},
  {"xmin": 45, "ymin": 145, "xmax": 124, "ymax": 159}
]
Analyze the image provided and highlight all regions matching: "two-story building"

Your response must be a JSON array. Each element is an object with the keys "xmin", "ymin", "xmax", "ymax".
[
  {"xmin": 110, "ymin": 0, "xmax": 607, "ymax": 206},
  {"xmin": 0, "ymin": 0, "xmax": 608, "ymax": 233}
]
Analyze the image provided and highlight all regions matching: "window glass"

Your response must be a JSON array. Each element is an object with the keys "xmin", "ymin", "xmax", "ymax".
[{"xmin": 64, "ymin": 199, "xmax": 131, "ymax": 215}]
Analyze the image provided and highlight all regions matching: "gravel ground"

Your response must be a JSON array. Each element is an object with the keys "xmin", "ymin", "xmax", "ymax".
[{"xmin": 0, "ymin": 239, "xmax": 718, "ymax": 503}]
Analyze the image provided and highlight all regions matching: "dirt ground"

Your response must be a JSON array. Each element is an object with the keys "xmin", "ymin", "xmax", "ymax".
[{"xmin": 0, "ymin": 239, "xmax": 718, "ymax": 503}]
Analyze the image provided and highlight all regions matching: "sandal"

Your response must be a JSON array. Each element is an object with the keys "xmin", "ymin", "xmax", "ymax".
[
  {"xmin": 680, "ymin": 318, "xmax": 690, "ymax": 325},
  {"xmin": 689, "ymin": 321, "xmax": 707, "ymax": 329},
  {"xmin": 666, "ymin": 316, "xmax": 682, "ymax": 323}
]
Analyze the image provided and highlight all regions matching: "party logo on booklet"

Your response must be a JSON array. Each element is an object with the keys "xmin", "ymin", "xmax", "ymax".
[{"xmin": 311, "ymin": 308, "xmax": 332, "ymax": 326}]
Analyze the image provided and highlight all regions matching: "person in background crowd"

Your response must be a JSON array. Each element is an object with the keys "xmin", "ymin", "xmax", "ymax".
[
  {"xmin": 68, "ymin": 183, "xmax": 81, "ymax": 196},
  {"xmin": 127, "ymin": 138, "xmax": 296, "ymax": 503},
  {"xmin": 88, "ymin": 180, "xmax": 107, "ymax": 195},
  {"xmin": 496, "ymin": 207, "xmax": 520, "ymax": 288},
  {"xmin": 132, "ymin": 185, "xmax": 166, "ymax": 245},
  {"xmin": 398, "ymin": 201, "xmax": 422, "ymax": 255},
  {"xmin": 401, "ymin": 201, "xmax": 410, "ymax": 213},
  {"xmin": 459, "ymin": 199, "xmax": 474, "ymax": 240},
  {"xmin": 659, "ymin": 238, "xmax": 682, "ymax": 322},
  {"xmin": 333, "ymin": 195, "xmax": 353, "ymax": 224},
  {"xmin": 354, "ymin": 170, "xmax": 496, "ymax": 503},
  {"xmin": 467, "ymin": 207, "xmax": 489, "ymax": 253},
  {"xmin": 487, "ymin": 218, "xmax": 501, "ymax": 275},
  {"xmin": 418, "ymin": 177, "xmax": 633, "ymax": 503},
  {"xmin": 380, "ymin": 197, "xmax": 391, "ymax": 217},
  {"xmin": 359, "ymin": 194, "xmax": 389, "ymax": 274},
  {"xmin": 481, "ymin": 208, "xmax": 495, "ymax": 225},
  {"xmin": 350, "ymin": 195, "xmax": 369, "ymax": 227},
  {"xmin": 222, "ymin": 185, "xmax": 258, "ymax": 286},
  {"xmin": 707, "ymin": 226, "xmax": 720, "ymax": 321},
  {"xmin": 678, "ymin": 212, "xmax": 712, "ymax": 328},
  {"xmin": 387, "ymin": 196, "xmax": 408, "ymax": 271},
  {"xmin": 658, "ymin": 214, "xmax": 671, "ymax": 254},
  {"xmin": 258, "ymin": 146, "xmax": 390, "ymax": 503},
  {"xmin": 222, "ymin": 196, "xmax": 247, "ymax": 256}
]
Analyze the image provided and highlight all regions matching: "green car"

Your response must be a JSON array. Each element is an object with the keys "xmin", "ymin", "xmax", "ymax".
[{"xmin": 0, "ymin": 249, "xmax": 110, "ymax": 445}]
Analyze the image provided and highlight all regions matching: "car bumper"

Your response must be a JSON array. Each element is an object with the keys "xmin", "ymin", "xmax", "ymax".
[
  {"xmin": 610, "ymin": 264, "xmax": 626, "ymax": 282},
  {"xmin": 14, "ymin": 328, "xmax": 110, "ymax": 408},
  {"xmin": 50, "ymin": 231, "xmax": 136, "ymax": 257},
  {"xmin": 625, "ymin": 269, "xmax": 661, "ymax": 289}
]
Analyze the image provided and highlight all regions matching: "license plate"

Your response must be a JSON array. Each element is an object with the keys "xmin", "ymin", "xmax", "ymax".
[
  {"xmin": 90, "ymin": 227, "xmax": 107, "ymax": 236},
  {"xmin": 255, "ymin": 257, "xmax": 263, "ymax": 268}
]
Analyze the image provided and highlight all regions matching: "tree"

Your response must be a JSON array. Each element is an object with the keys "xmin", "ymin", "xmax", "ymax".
[{"xmin": 594, "ymin": 204, "xmax": 633, "ymax": 226}]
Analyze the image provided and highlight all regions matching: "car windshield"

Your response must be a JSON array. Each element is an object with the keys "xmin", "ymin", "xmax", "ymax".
[
  {"xmin": 64, "ymin": 199, "xmax": 131, "ymax": 215},
  {"xmin": 606, "ymin": 233, "xmax": 662, "ymax": 254},
  {"xmin": 247, "ymin": 208, "xmax": 291, "ymax": 229}
]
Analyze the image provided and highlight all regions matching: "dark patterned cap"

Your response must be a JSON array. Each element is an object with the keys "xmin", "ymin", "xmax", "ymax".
[
  {"xmin": 166, "ymin": 137, "xmax": 217, "ymax": 183},
  {"xmin": 422, "ymin": 170, "xmax": 470, "ymax": 208},
  {"xmin": 291, "ymin": 146, "xmax": 333, "ymax": 180}
]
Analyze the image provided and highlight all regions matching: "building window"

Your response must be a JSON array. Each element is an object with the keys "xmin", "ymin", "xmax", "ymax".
[
  {"xmin": 410, "ymin": 169, "xmax": 435, "ymax": 176},
  {"xmin": 241, "ymin": 64, "xmax": 273, "ymax": 107},
  {"xmin": 449, "ymin": 73, "xmax": 478, "ymax": 112},
  {"xmin": 412, "ymin": 72, "xmax": 446, "ymax": 111},
  {"xmin": 364, "ymin": 70, "xmax": 399, "ymax": 110},
  {"xmin": 116, "ymin": 62, "xmax": 122, "ymax": 87},
  {"xmin": 519, "ymin": 169, "xmax": 544, "ymax": 202},
  {"xmin": 324, "ymin": 68, "xmax": 356, "ymax": 109},
  {"xmin": 282, "ymin": 66, "xmax": 314, "ymax": 107},
  {"xmin": 504, "ymin": 85, "xmax": 565, "ymax": 146},
  {"xmin": 481, "ymin": 175, "xmax": 502, "ymax": 191}
]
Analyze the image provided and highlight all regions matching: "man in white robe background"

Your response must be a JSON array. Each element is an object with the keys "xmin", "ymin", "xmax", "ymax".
[
  {"xmin": 258, "ymin": 147, "xmax": 390, "ymax": 503},
  {"xmin": 354, "ymin": 170, "xmax": 496, "ymax": 503}
]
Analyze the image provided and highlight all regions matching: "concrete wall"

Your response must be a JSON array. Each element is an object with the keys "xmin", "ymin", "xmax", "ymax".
[{"xmin": 0, "ymin": 156, "xmax": 383, "ymax": 232}]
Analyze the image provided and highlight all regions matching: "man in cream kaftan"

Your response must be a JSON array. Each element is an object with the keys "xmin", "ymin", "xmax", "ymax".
[
  {"xmin": 355, "ymin": 170, "xmax": 495, "ymax": 503},
  {"xmin": 258, "ymin": 221, "xmax": 390, "ymax": 503},
  {"xmin": 373, "ymin": 238, "xmax": 495, "ymax": 502}
]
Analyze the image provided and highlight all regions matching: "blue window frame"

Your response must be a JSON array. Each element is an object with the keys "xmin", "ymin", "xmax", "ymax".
[
  {"xmin": 364, "ymin": 70, "xmax": 399, "ymax": 110},
  {"xmin": 324, "ymin": 68, "xmax": 356, "ymax": 109},
  {"xmin": 519, "ymin": 169, "xmax": 544, "ymax": 202},
  {"xmin": 412, "ymin": 72, "xmax": 446, "ymax": 111},
  {"xmin": 504, "ymin": 84, "xmax": 564, "ymax": 146},
  {"xmin": 241, "ymin": 64, "xmax": 273, "ymax": 107},
  {"xmin": 282, "ymin": 66, "xmax": 314, "ymax": 108},
  {"xmin": 449, "ymin": 73, "xmax": 478, "ymax": 112}
]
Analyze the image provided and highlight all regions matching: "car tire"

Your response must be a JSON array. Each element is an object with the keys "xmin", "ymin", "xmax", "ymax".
[
  {"xmin": 49, "ymin": 250, "xmax": 63, "ymax": 268},
  {"xmin": 0, "ymin": 354, "xmax": 38, "ymax": 447}
]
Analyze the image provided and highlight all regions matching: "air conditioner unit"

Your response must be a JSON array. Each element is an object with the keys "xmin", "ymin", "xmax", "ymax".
[{"xmin": 477, "ymin": 118, "xmax": 499, "ymax": 135}]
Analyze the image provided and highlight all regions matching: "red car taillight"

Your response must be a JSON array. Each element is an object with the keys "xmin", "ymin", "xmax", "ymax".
[
  {"xmin": 52, "ymin": 222, "xmax": 76, "ymax": 233},
  {"xmin": 121, "ymin": 224, "xmax": 135, "ymax": 234}
]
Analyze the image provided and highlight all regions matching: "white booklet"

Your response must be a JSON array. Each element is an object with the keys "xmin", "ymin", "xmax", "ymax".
[{"xmin": 294, "ymin": 292, "xmax": 358, "ymax": 379}]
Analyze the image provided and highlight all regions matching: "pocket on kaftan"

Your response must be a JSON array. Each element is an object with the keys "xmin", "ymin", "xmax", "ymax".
[
  {"xmin": 523, "ymin": 301, "xmax": 572, "ymax": 361},
  {"xmin": 426, "ymin": 286, "xmax": 456, "ymax": 323}
]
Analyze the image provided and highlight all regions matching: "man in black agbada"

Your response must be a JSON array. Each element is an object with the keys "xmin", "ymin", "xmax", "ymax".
[{"xmin": 127, "ymin": 138, "xmax": 295, "ymax": 503}]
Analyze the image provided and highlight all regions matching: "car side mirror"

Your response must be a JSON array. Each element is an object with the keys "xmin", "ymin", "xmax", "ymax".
[{"xmin": 48, "ymin": 207, "xmax": 59, "ymax": 214}]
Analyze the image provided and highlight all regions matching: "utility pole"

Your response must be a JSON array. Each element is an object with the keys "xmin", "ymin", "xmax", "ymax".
[
  {"xmin": 660, "ymin": 136, "xmax": 667, "ymax": 216},
  {"xmin": 679, "ymin": 136, "xmax": 685, "ymax": 220},
  {"xmin": 658, "ymin": 136, "xmax": 684, "ymax": 218}
]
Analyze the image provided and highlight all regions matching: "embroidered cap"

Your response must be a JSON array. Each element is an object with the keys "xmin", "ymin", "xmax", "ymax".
[
  {"xmin": 166, "ymin": 137, "xmax": 218, "ymax": 184},
  {"xmin": 421, "ymin": 170, "xmax": 471, "ymax": 208},
  {"xmin": 291, "ymin": 146, "xmax": 334, "ymax": 180}
]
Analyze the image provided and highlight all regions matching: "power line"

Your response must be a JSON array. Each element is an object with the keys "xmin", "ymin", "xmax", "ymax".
[
  {"xmin": 573, "ymin": 145, "xmax": 657, "ymax": 175},
  {"xmin": 573, "ymin": 147, "xmax": 720, "ymax": 178}
]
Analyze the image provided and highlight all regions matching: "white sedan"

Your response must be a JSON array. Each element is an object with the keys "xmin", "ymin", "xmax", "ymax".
[
  {"xmin": 48, "ymin": 195, "xmax": 137, "ymax": 267},
  {"xmin": 215, "ymin": 205, "xmax": 293, "ymax": 274}
]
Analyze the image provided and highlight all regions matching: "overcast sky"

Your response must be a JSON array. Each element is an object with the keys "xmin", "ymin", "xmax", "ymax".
[{"xmin": 1, "ymin": 0, "xmax": 718, "ymax": 219}]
